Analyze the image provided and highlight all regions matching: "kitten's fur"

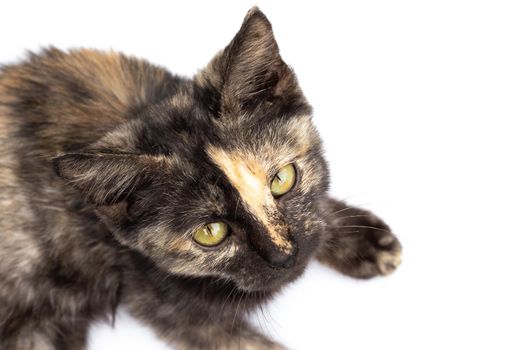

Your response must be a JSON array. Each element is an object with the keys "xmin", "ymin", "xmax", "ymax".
[{"xmin": 0, "ymin": 8, "xmax": 401, "ymax": 350}]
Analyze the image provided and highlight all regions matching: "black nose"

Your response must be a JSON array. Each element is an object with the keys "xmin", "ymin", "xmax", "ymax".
[
  {"xmin": 245, "ymin": 224, "xmax": 297, "ymax": 269},
  {"xmin": 262, "ymin": 244, "xmax": 297, "ymax": 269}
]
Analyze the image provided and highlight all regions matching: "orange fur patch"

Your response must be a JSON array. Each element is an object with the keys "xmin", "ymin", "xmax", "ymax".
[{"xmin": 207, "ymin": 147, "xmax": 292, "ymax": 253}]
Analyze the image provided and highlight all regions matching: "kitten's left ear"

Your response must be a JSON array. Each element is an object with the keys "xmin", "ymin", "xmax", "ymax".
[
  {"xmin": 53, "ymin": 152, "xmax": 162, "ymax": 205},
  {"xmin": 197, "ymin": 7, "xmax": 306, "ymax": 116},
  {"xmin": 53, "ymin": 152, "xmax": 169, "ymax": 244}
]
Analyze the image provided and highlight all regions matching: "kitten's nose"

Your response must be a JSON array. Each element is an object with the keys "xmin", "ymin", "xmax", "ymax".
[
  {"xmin": 264, "ymin": 246, "xmax": 297, "ymax": 268},
  {"xmin": 246, "ymin": 224, "xmax": 297, "ymax": 268}
]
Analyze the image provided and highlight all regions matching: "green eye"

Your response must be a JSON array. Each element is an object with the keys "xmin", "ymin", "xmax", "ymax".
[
  {"xmin": 193, "ymin": 222, "xmax": 229, "ymax": 247},
  {"xmin": 270, "ymin": 164, "xmax": 297, "ymax": 197}
]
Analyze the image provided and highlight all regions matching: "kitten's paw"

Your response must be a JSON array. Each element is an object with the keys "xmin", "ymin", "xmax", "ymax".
[
  {"xmin": 317, "ymin": 199, "xmax": 402, "ymax": 279},
  {"xmin": 374, "ymin": 232, "xmax": 402, "ymax": 276},
  {"xmin": 346, "ymin": 224, "xmax": 402, "ymax": 278}
]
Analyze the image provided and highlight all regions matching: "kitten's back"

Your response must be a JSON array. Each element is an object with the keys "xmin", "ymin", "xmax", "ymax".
[
  {"xmin": 0, "ymin": 49, "xmax": 180, "ymax": 343},
  {"xmin": 0, "ymin": 48, "xmax": 179, "ymax": 155}
]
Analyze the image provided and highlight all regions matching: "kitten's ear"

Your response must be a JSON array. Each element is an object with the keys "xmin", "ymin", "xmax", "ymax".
[
  {"xmin": 197, "ymin": 7, "xmax": 303, "ymax": 116},
  {"xmin": 53, "ymin": 152, "xmax": 160, "ymax": 205}
]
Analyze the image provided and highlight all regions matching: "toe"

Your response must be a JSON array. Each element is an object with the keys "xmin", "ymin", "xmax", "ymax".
[{"xmin": 377, "ymin": 249, "xmax": 402, "ymax": 275}]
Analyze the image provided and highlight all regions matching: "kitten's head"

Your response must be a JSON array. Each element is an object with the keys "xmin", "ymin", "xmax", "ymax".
[{"xmin": 54, "ymin": 8, "xmax": 329, "ymax": 292}]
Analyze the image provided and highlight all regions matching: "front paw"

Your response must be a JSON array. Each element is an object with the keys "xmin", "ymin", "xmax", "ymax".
[
  {"xmin": 370, "ymin": 230, "xmax": 402, "ymax": 276},
  {"xmin": 318, "ymin": 199, "xmax": 402, "ymax": 279}
]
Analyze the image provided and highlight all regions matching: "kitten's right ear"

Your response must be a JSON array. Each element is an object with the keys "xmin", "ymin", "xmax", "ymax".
[
  {"xmin": 53, "ymin": 152, "xmax": 163, "ymax": 206},
  {"xmin": 196, "ymin": 7, "xmax": 306, "ymax": 117}
]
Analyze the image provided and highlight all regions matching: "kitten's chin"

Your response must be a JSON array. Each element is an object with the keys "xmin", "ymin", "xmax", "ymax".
[{"xmin": 233, "ymin": 261, "xmax": 308, "ymax": 293}]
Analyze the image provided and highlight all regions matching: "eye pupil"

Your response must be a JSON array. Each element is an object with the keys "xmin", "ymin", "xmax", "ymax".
[
  {"xmin": 193, "ymin": 222, "xmax": 229, "ymax": 247},
  {"xmin": 270, "ymin": 164, "xmax": 296, "ymax": 197}
]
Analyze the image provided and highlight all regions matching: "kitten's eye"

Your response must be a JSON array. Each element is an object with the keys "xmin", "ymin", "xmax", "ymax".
[
  {"xmin": 193, "ymin": 222, "xmax": 229, "ymax": 247},
  {"xmin": 270, "ymin": 164, "xmax": 296, "ymax": 197}
]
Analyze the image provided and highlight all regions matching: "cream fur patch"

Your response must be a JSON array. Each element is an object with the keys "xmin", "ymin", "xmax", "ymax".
[{"xmin": 207, "ymin": 147, "xmax": 292, "ymax": 253}]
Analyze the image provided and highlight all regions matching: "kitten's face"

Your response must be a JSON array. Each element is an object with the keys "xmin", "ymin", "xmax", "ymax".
[
  {"xmin": 55, "ymin": 9, "xmax": 329, "ymax": 292},
  {"xmin": 116, "ymin": 108, "xmax": 328, "ymax": 292}
]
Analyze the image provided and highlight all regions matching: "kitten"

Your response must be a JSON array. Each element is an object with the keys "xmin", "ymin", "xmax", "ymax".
[{"xmin": 0, "ymin": 7, "xmax": 401, "ymax": 350}]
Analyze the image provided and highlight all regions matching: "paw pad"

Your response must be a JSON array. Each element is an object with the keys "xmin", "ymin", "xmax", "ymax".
[{"xmin": 377, "ymin": 249, "xmax": 402, "ymax": 275}]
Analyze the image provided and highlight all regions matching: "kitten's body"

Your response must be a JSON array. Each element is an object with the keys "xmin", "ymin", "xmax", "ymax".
[{"xmin": 0, "ymin": 8, "xmax": 401, "ymax": 350}]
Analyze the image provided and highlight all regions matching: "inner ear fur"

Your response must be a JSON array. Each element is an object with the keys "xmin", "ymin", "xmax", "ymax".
[{"xmin": 196, "ymin": 7, "xmax": 304, "ymax": 116}]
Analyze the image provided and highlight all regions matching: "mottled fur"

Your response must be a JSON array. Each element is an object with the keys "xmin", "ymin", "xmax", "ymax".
[{"xmin": 0, "ymin": 8, "xmax": 401, "ymax": 350}]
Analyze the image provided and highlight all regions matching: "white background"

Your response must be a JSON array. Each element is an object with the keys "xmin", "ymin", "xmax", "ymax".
[{"xmin": 2, "ymin": 1, "xmax": 524, "ymax": 349}]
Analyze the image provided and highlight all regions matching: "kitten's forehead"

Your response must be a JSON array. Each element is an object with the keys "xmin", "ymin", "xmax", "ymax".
[{"xmin": 215, "ymin": 115, "xmax": 317, "ymax": 153}]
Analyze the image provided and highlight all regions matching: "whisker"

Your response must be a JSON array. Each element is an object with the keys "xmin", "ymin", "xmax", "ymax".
[
  {"xmin": 264, "ymin": 303, "xmax": 280, "ymax": 332},
  {"xmin": 327, "ymin": 201, "xmax": 375, "ymax": 217},
  {"xmin": 333, "ymin": 214, "xmax": 375, "ymax": 220},
  {"xmin": 258, "ymin": 304, "xmax": 272, "ymax": 336},
  {"xmin": 338, "ymin": 193, "xmax": 361, "ymax": 202},
  {"xmin": 335, "ymin": 225, "xmax": 392, "ymax": 233},
  {"xmin": 329, "ymin": 206, "xmax": 357, "ymax": 216},
  {"xmin": 219, "ymin": 285, "xmax": 236, "ymax": 319},
  {"xmin": 234, "ymin": 197, "xmax": 240, "ymax": 220},
  {"xmin": 229, "ymin": 290, "xmax": 240, "ymax": 336},
  {"xmin": 231, "ymin": 291, "xmax": 243, "ymax": 334},
  {"xmin": 254, "ymin": 294, "xmax": 267, "ymax": 336}
]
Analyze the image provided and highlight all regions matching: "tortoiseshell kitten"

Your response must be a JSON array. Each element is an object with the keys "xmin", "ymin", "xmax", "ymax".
[{"xmin": 0, "ymin": 7, "xmax": 401, "ymax": 350}]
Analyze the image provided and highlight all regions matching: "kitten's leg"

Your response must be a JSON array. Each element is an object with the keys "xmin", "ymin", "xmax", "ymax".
[
  {"xmin": 134, "ymin": 311, "xmax": 285, "ymax": 350},
  {"xmin": 1, "ymin": 329, "xmax": 56, "ymax": 350},
  {"xmin": 137, "ymin": 315, "xmax": 284, "ymax": 350},
  {"xmin": 0, "ymin": 317, "xmax": 88, "ymax": 350},
  {"xmin": 171, "ymin": 320, "xmax": 285, "ymax": 350},
  {"xmin": 124, "ymin": 287, "xmax": 285, "ymax": 350},
  {"xmin": 317, "ymin": 197, "xmax": 402, "ymax": 279}
]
